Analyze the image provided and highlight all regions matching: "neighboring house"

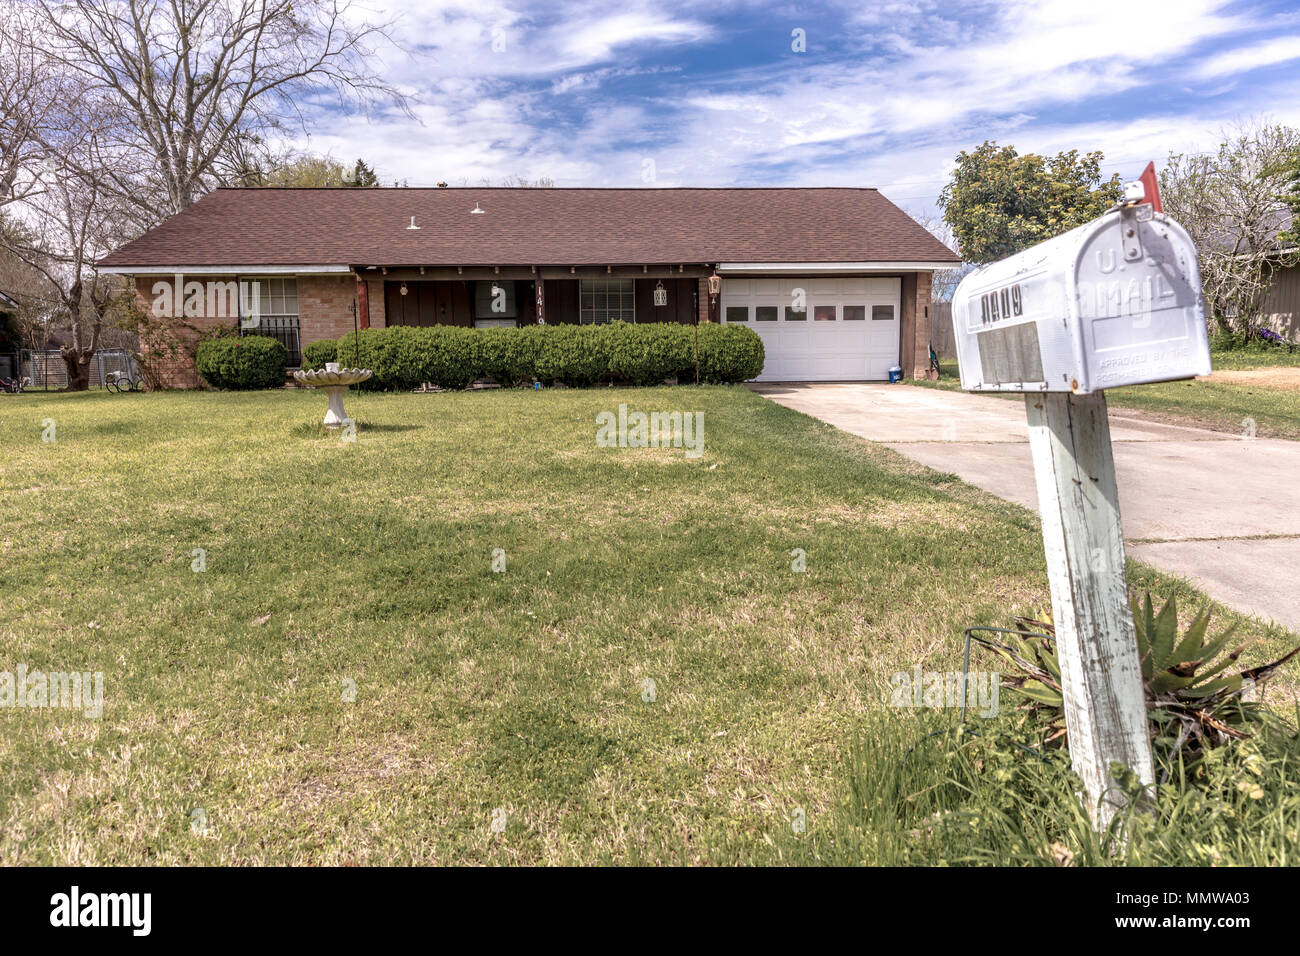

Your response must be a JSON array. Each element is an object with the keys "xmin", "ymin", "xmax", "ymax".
[
  {"xmin": 1263, "ymin": 254, "xmax": 1300, "ymax": 341},
  {"xmin": 0, "ymin": 290, "xmax": 20, "ymax": 381},
  {"xmin": 0, "ymin": 289, "xmax": 16, "ymax": 329},
  {"xmin": 99, "ymin": 187, "xmax": 960, "ymax": 388}
]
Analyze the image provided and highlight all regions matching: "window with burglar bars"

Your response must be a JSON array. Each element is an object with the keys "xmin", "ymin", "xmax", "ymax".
[{"xmin": 239, "ymin": 277, "xmax": 301, "ymax": 365}]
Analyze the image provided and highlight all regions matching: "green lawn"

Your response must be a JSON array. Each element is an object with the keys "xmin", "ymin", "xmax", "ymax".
[
  {"xmin": 1205, "ymin": 348, "xmax": 1300, "ymax": 370},
  {"xmin": 916, "ymin": 356, "xmax": 1300, "ymax": 440},
  {"xmin": 1, "ymin": 386, "xmax": 1296, "ymax": 865}
]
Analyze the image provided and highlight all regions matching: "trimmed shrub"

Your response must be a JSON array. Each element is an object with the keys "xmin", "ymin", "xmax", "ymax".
[
  {"xmin": 535, "ymin": 324, "xmax": 611, "ymax": 387},
  {"xmin": 692, "ymin": 323, "xmax": 765, "ymax": 384},
  {"xmin": 422, "ymin": 326, "xmax": 481, "ymax": 390},
  {"xmin": 301, "ymin": 338, "xmax": 337, "ymax": 370},
  {"xmin": 333, "ymin": 328, "xmax": 387, "ymax": 390},
  {"xmin": 330, "ymin": 321, "xmax": 765, "ymax": 391},
  {"xmin": 196, "ymin": 335, "xmax": 288, "ymax": 390},
  {"xmin": 477, "ymin": 324, "xmax": 545, "ymax": 386},
  {"xmin": 606, "ymin": 321, "xmax": 693, "ymax": 386}
]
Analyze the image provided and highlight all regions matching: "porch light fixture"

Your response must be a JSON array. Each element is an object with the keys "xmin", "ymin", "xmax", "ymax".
[
  {"xmin": 707, "ymin": 273, "xmax": 721, "ymax": 296},
  {"xmin": 400, "ymin": 283, "xmax": 409, "ymax": 296},
  {"xmin": 407, "ymin": 216, "xmax": 421, "ymax": 230},
  {"xmin": 653, "ymin": 281, "xmax": 668, "ymax": 307},
  {"xmin": 471, "ymin": 202, "xmax": 485, "ymax": 214}
]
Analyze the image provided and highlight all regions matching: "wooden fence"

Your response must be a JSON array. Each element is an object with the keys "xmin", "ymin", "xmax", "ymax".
[{"xmin": 930, "ymin": 301, "xmax": 955, "ymax": 358}]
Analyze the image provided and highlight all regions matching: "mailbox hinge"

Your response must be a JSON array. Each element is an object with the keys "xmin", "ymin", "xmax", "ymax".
[{"xmin": 1119, "ymin": 206, "xmax": 1144, "ymax": 262}]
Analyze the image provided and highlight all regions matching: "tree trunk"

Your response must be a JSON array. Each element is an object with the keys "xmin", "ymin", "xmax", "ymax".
[{"xmin": 61, "ymin": 346, "xmax": 93, "ymax": 391}]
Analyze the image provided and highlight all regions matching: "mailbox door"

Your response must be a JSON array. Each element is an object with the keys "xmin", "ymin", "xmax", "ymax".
[{"xmin": 1073, "ymin": 214, "xmax": 1210, "ymax": 392}]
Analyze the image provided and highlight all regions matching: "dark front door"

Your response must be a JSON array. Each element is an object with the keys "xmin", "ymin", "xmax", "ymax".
[{"xmin": 385, "ymin": 281, "xmax": 473, "ymax": 327}]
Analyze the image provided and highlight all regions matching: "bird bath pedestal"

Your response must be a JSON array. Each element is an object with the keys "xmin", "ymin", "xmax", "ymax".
[{"xmin": 293, "ymin": 362, "xmax": 372, "ymax": 428}]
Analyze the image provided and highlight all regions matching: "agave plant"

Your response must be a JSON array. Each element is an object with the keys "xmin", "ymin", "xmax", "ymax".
[{"xmin": 971, "ymin": 593, "xmax": 1300, "ymax": 765}]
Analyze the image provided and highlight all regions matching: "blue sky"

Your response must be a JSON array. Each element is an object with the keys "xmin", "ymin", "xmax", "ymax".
[{"xmin": 307, "ymin": 0, "xmax": 1300, "ymax": 223}]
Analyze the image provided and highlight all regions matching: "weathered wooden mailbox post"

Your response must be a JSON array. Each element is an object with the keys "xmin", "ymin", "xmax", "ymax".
[{"xmin": 950, "ymin": 170, "xmax": 1211, "ymax": 826}]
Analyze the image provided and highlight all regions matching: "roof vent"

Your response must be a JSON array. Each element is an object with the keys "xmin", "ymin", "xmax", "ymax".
[
  {"xmin": 407, "ymin": 216, "xmax": 421, "ymax": 230},
  {"xmin": 471, "ymin": 202, "xmax": 485, "ymax": 215}
]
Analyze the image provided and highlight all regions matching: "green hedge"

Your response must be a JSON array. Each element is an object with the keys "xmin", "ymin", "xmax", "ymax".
[
  {"xmin": 301, "ymin": 338, "xmax": 337, "ymax": 370},
  {"xmin": 329, "ymin": 321, "xmax": 763, "ymax": 390},
  {"xmin": 196, "ymin": 335, "xmax": 288, "ymax": 390}
]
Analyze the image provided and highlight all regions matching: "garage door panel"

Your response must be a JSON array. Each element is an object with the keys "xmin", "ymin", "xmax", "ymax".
[{"xmin": 721, "ymin": 276, "xmax": 901, "ymax": 382}]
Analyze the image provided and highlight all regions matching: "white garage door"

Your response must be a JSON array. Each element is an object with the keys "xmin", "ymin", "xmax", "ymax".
[{"xmin": 721, "ymin": 277, "xmax": 901, "ymax": 381}]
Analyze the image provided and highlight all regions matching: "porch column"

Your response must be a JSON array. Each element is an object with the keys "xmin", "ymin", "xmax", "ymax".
[{"xmin": 356, "ymin": 276, "xmax": 371, "ymax": 329}]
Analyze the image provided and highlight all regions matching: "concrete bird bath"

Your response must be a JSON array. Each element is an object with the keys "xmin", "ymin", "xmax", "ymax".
[{"xmin": 293, "ymin": 362, "xmax": 372, "ymax": 427}]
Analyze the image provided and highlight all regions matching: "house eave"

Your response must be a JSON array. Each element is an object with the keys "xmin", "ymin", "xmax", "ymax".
[
  {"xmin": 717, "ymin": 261, "xmax": 962, "ymax": 275},
  {"xmin": 97, "ymin": 264, "xmax": 354, "ymax": 276}
]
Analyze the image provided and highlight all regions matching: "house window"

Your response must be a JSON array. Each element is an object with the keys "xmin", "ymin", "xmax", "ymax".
[
  {"xmin": 240, "ymin": 277, "xmax": 301, "ymax": 365},
  {"xmin": 725, "ymin": 306, "xmax": 749, "ymax": 322},
  {"xmin": 784, "ymin": 305, "xmax": 806, "ymax": 321},
  {"xmin": 814, "ymin": 305, "xmax": 837, "ymax": 321},
  {"xmin": 580, "ymin": 279, "xmax": 634, "ymax": 324},
  {"xmin": 755, "ymin": 306, "xmax": 777, "ymax": 321},
  {"xmin": 475, "ymin": 280, "xmax": 517, "ymax": 318},
  {"xmin": 843, "ymin": 305, "xmax": 866, "ymax": 320},
  {"xmin": 872, "ymin": 305, "xmax": 895, "ymax": 321}
]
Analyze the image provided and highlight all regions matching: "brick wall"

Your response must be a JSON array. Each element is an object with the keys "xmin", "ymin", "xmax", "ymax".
[
  {"xmin": 297, "ymin": 275, "xmax": 361, "ymax": 346},
  {"xmin": 134, "ymin": 275, "xmax": 233, "ymax": 389},
  {"xmin": 135, "ymin": 273, "xmax": 375, "ymax": 388},
  {"xmin": 899, "ymin": 270, "xmax": 934, "ymax": 379}
]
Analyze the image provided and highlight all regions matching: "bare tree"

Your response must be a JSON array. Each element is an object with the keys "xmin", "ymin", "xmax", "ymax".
[
  {"xmin": 906, "ymin": 206, "xmax": 968, "ymax": 302},
  {"xmin": 1160, "ymin": 122, "xmax": 1300, "ymax": 336},
  {"xmin": 0, "ymin": 0, "xmax": 407, "ymax": 389},
  {"xmin": 0, "ymin": 6, "xmax": 59, "ymax": 210},
  {"xmin": 4, "ymin": 135, "xmax": 138, "ymax": 389},
  {"xmin": 14, "ymin": 0, "xmax": 408, "ymax": 220}
]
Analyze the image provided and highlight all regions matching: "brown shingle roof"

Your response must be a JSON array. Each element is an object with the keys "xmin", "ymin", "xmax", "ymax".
[{"xmin": 100, "ymin": 187, "xmax": 960, "ymax": 269}]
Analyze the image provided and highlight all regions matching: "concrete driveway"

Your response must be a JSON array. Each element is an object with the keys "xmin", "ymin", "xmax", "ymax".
[{"xmin": 754, "ymin": 382, "xmax": 1300, "ymax": 632}]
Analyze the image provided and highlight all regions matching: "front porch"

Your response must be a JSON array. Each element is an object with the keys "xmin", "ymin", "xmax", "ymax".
[{"xmin": 357, "ymin": 266, "xmax": 714, "ymax": 328}]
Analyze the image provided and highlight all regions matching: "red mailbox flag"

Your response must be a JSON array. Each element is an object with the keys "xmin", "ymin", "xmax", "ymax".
[{"xmin": 1138, "ymin": 161, "xmax": 1162, "ymax": 213}]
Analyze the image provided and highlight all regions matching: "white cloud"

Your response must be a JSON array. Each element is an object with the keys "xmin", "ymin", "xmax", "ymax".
[
  {"xmin": 291, "ymin": 0, "xmax": 1300, "ymax": 203},
  {"xmin": 1196, "ymin": 35, "xmax": 1300, "ymax": 78},
  {"xmin": 557, "ymin": 11, "xmax": 711, "ymax": 63}
]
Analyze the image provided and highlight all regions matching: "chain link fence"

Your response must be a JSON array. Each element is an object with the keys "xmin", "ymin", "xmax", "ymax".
[{"xmin": 16, "ymin": 349, "xmax": 141, "ymax": 389}]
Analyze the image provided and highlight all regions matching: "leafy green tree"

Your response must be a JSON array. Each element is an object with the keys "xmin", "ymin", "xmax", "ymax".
[
  {"xmin": 239, "ymin": 153, "xmax": 382, "ymax": 188},
  {"xmin": 938, "ymin": 142, "xmax": 1122, "ymax": 264},
  {"xmin": 346, "ymin": 159, "xmax": 380, "ymax": 188},
  {"xmin": 1279, "ymin": 150, "xmax": 1300, "ymax": 248}
]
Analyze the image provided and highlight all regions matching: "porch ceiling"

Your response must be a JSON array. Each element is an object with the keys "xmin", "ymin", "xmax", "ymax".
[{"xmin": 360, "ymin": 264, "xmax": 715, "ymax": 281}]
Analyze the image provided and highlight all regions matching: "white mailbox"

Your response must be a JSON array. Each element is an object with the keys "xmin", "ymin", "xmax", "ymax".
[{"xmin": 950, "ymin": 204, "xmax": 1210, "ymax": 393}]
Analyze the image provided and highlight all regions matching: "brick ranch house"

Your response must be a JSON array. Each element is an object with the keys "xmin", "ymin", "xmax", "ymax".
[{"xmin": 98, "ymin": 187, "xmax": 960, "ymax": 388}]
